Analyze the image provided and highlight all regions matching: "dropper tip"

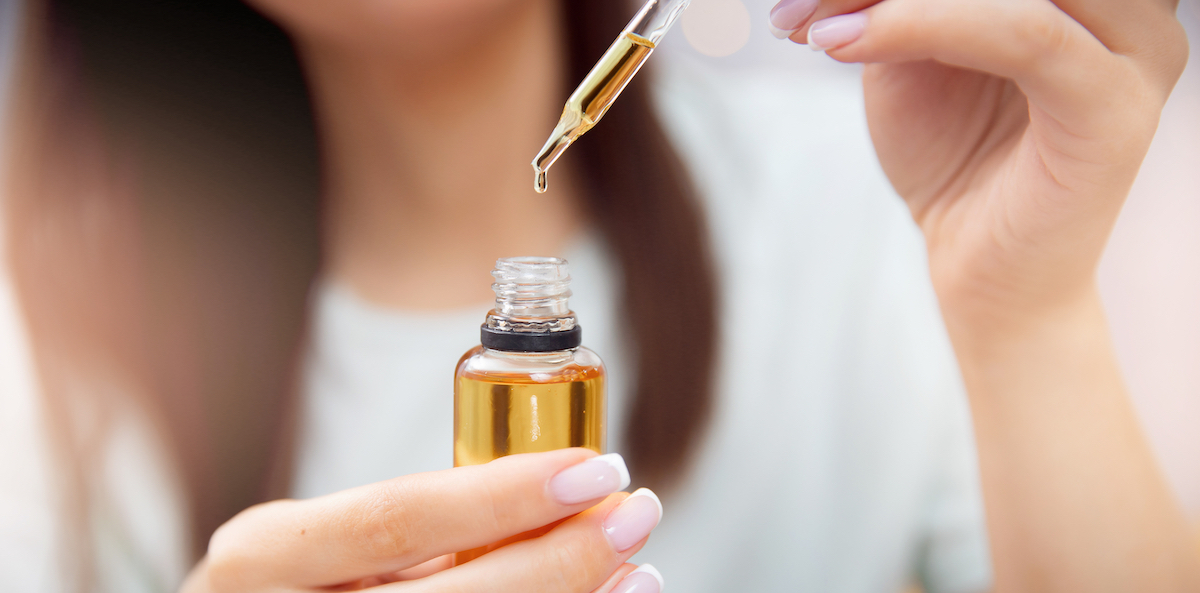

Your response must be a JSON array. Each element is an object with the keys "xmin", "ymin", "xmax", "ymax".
[{"xmin": 534, "ymin": 169, "xmax": 548, "ymax": 194}]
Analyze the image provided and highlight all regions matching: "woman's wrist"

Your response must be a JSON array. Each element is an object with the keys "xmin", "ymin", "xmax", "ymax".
[
  {"xmin": 936, "ymin": 280, "xmax": 1112, "ymax": 376},
  {"xmin": 947, "ymin": 278, "xmax": 1200, "ymax": 591}
]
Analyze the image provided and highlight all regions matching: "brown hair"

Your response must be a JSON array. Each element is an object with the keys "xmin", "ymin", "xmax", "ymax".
[
  {"xmin": 563, "ymin": 2, "xmax": 718, "ymax": 489},
  {"xmin": 9, "ymin": 0, "xmax": 716, "ymax": 564}
]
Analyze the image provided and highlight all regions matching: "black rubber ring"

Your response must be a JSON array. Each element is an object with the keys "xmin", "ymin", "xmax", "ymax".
[{"xmin": 481, "ymin": 326, "xmax": 582, "ymax": 352}]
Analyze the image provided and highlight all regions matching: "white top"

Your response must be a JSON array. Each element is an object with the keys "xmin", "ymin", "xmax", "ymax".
[{"xmin": 294, "ymin": 58, "xmax": 992, "ymax": 593}]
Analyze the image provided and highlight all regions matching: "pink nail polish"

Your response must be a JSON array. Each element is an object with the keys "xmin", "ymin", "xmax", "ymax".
[
  {"xmin": 548, "ymin": 453, "xmax": 630, "ymax": 505},
  {"xmin": 613, "ymin": 564, "xmax": 665, "ymax": 593},
  {"xmin": 808, "ymin": 13, "xmax": 867, "ymax": 51},
  {"xmin": 603, "ymin": 488, "xmax": 663, "ymax": 552},
  {"xmin": 768, "ymin": 0, "xmax": 819, "ymax": 39}
]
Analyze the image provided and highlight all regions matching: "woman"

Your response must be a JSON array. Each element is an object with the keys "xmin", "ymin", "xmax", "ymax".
[{"xmin": 1, "ymin": 0, "xmax": 1197, "ymax": 591}]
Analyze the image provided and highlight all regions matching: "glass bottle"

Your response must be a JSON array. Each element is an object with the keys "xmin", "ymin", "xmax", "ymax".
[{"xmin": 452, "ymin": 257, "xmax": 607, "ymax": 563}]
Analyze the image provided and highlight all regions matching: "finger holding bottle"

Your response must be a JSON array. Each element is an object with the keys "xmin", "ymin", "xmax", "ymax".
[
  {"xmin": 181, "ymin": 449, "xmax": 653, "ymax": 592},
  {"xmin": 591, "ymin": 563, "xmax": 666, "ymax": 593},
  {"xmin": 402, "ymin": 488, "xmax": 664, "ymax": 593},
  {"xmin": 348, "ymin": 492, "xmax": 664, "ymax": 592}
]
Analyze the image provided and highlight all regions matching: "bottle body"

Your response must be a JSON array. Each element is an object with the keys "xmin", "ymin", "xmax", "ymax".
[
  {"xmin": 452, "ymin": 257, "xmax": 606, "ymax": 564},
  {"xmin": 454, "ymin": 345, "xmax": 606, "ymax": 466}
]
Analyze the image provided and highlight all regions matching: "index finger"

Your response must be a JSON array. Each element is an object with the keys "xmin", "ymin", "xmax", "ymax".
[
  {"xmin": 202, "ymin": 449, "xmax": 631, "ymax": 589},
  {"xmin": 774, "ymin": 0, "xmax": 1186, "ymax": 66},
  {"xmin": 1045, "ymin": 0, "xmax": 1182, "ymax": 59}
]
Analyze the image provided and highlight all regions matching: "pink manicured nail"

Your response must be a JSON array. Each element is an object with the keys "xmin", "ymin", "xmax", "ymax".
[
  {"xmin": 548, "ymin": 453, "xmax": 630, "ymax": 505},
  {"xmin": 768, "ymin": 0, "xmax": 819, "ymax": 39},
  {"xmin": 613, "ymin": 564, "xmax": 665, "ymax": 593},
  {"xmin": 603, "ymin": 488, "xmax": 663, "ymax": 552},
  {"xmin": 808, "ymin": 13, "xmax": 867, "ymax": 51}
]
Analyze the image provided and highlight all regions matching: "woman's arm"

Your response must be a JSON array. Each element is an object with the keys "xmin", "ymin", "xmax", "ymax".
[
  {"xmin": 950, "ymin": 288, "xmax": 1196, "ymax": 591},
  {"xmin": 771, "ymin": 0, "xmax": 1199, "ymax": 589}
]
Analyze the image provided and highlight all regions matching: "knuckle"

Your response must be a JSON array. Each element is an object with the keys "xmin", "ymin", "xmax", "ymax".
[
  {"xmin": 202, "ymin": 501, "xmax": 289, "ymax": 591},
  {"xmin": 480, "ymin": 477, "xmax": 515, "ymax": 534},
  {"xmin": 539, "ymin": 529, "xmax": 614, "ymax": 592},
  {"xmin": 201, "ymin": 553, "xmax": 250, "ymax": 592},
  {"xmin": 356, "ymin": 481, "xmax": 422, "ymax": 562},
  {"xmin": 1094, "ymin": 65, "xmax": 1160, "ymax": 159},
  {"xmin": 545, "ymin": 543, "xmax": 581, "ymax": 590},
  {"xmin": 1157, "ymin": 20, "xmax": 1190, "ymax": 84},
  {"xmin": 1014, "ymin": 9, "xmax": 1073, "ymax": 73}
]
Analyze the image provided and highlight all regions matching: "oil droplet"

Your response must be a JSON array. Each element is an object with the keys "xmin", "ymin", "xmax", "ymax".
[{"xmin": 535, "ymin": 169, "xmax": 548, "ymax": 194}]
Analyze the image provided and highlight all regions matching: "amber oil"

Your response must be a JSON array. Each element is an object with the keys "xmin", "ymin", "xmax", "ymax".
[
  {"xmin": 533, "ymin": 32, "xmax": 656, "ymax": 193},
  {"xmin": 452, "ymin": 257, "xmax": 607, "ymax": 564},
  {"xmin": 455, "ymin": 349, "xmax": 605, "ymax": 466}
]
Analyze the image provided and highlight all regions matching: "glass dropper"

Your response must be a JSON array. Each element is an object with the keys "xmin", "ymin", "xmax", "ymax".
[{"xmin": 531, "ymin": 0, "xmax": 691, "ymax": 193}]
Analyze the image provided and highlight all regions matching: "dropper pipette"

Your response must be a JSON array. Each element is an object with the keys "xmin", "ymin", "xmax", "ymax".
[{"xmin": 532, "ymin": 0, "xmax": 691, "ymax": 193}]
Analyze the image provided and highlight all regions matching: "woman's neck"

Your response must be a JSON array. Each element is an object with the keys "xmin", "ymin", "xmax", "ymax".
[{"xmin": 298, "ymin": 0, "xmax": 582, "ymax": 310}]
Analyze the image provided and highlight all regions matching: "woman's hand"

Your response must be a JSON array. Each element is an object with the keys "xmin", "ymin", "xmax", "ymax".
[
  {"xmin": 771, "ymin": 0, "xmax": 1189, "ymax": 324},
  {"xmin": 180, "ymin": 449, "xmax": 664, "ymax": 593},
  {"xmin": 771, "ymin": 0, "xmax": 1200, "ymax": 590}
]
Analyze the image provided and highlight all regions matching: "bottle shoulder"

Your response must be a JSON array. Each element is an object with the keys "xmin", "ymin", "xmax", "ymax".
[{"xmin": 456, "ymin": 345, "xmax": 605, "ymax": 384}]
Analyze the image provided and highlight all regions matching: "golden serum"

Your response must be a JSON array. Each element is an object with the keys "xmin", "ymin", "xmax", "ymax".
[
  {"xmin": 532, "ymin": 0, "xmax": 691, "ymax": 192},
  {"xmin": 452, "ymin": 257, "xmax": 606, "ymax": 563}
]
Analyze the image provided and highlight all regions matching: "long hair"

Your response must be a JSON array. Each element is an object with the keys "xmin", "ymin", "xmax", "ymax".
[{"xmin": 7, "ymin": 0, "xmax": 717, "ymax": 569}]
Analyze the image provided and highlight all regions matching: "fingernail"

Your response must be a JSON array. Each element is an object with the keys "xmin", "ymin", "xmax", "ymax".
[
  {"xmin": 548, "ymin": 453, "xmax": 631, "ymax": 505},
  {"xmin": 808, "ymin": 13, "xmax": 867, "ymax": 51},
  {"xmin": 768, "ymin": 0, "xmax": 819, "ymax": 39},
  {"xmin": 613, "ymin": 564, "xmax": 665, "ymax": 593},
  {"xmin": 603, "ymin": 488, "xmax": 663, "ymax": 552}
]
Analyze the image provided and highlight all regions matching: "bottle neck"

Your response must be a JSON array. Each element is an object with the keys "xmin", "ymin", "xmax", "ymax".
[
  {"xmin": 486, "ymin": 256, "xmax": 577, "ymax": 333},
  {"xmin": 484, "ymin": 311, "xmax": 577, "ymax": 333},
  {"xmin": 482, "ymin": 257, "xmax": 582, "ymax": 352}
]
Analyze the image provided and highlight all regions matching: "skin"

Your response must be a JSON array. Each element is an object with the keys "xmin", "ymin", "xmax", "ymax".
[
  {"xmin": 252, "ymin": 0, "xmax": 584, "ymax": 311},
  {"xmin": 181, "ymin": 449, "xmax": 645, "ymax": 592},
  {"xmin": 784, "ymin": 0, "xmax": 1200, "ymax": 590},
  {"xmin": 181, "ymin": 0, "xmax": 1200, "ymax": 590}
]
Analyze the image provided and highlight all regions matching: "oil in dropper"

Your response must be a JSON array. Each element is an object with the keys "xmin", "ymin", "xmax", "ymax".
[{"xmin": 532, "ymin": 0, "xmax": 689, "ymax": 193}]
